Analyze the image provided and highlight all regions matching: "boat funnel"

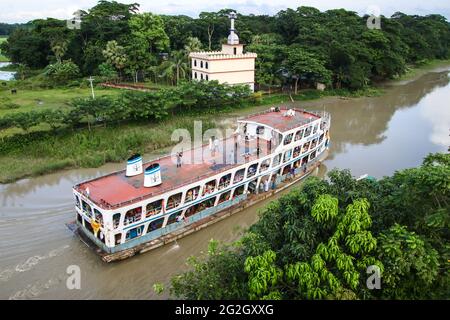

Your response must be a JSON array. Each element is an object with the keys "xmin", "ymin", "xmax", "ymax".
[
  {"xmin": 126, "ymin": 154, "xmax": 143, "ymax": 177},
  {"xmin": 144, "ymin": 163, "xmax": 162, "ymax": 187}
]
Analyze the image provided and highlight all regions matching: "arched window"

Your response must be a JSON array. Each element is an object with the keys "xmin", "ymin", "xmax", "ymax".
[
  {"xmin": 233, "ymin": 47, "xmax": 237, "ymax": 55},
  {"xmin": 200, "ymin": 61, "xmax": 203, "ymax": 68},
  {"xmin": 201, "ymin": 73, "xmax": 203, "ymax": 80},
  {"xmin": 205, "ymin": 62, "xmax": 208, "ymax": 69},
  {"xmin": 205, "ymin": 75, "xmax": 209, "ymax": 81},
  {"xmin": 194, "ymin": 60, "xmax": 197, "ymax": 67},
  {"xmin": 194, "ymin": 72, "xmax": 197, "ymax": 79}
]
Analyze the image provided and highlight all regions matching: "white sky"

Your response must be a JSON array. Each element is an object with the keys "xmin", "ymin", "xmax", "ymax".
[{"xmin": 0, "ymin": 0, "xmax": 449, "ymax": 23}]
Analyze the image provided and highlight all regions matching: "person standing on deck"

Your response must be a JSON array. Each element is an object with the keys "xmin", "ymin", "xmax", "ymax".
[{"xmin": 176, "ymin": 152, "xmax": 183, "ymax": 168}]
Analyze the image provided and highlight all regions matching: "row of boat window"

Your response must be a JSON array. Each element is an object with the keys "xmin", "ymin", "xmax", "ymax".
[
  {"xmin": 283, "ymin": 121, "xmax": 327, "ymax": 146},
  {"xmin": 75, "ymin": 131, "xmax": 327, "ymax": 230}
]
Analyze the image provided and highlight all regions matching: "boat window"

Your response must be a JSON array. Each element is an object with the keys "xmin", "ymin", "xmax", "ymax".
[
  {"xmin": 146, "ymin": 200, "xmax": 163, "ymax": 217},
  {"xmin": 185, "ymin": 186, "xmax": 200, "ymax": 203},
  {"xmin": 115, "ymin": 233, "xmax": 122, "ymax": 245},
  {"xmin": 283, "ymin": 133, "xmax": 293, "ymax": 145},
  {"xmin": 124, "ymin": 207, "xmax": 142, "ymax": 225},
  {"xmin": 309, "ymin": 151, "xmax": 317, "ymax": 161},
  {"xmin": 313, "ymin": 124, "xmax": 318, "ymax": 134},
  {"xmin": 233, "ymin": 185, "xmax": 245, "ymax": 197},
  {"xmin": 304, "ymin": 126, "xmax": 312, "ymax": 137},
  {"xmin": 320, "ymin": 121, "xmax": 326, "ymax": 130},
  {"xmin": 75, "ymin": 196, "xmax": 80, "ymax": 208},
  {"xmin": 282, "ymin": 164, "xmax": 291, "ymax": 175},
  {"xmin": 319, "ymin": 133, "xmax": 324, "ymax": 144},
  {"xmin": 147, "ymin": 217, "xmax": 164, "ymax": 233},
  {"xmin": 113, "ymin": 213, "xmax": 121, "ymax": 229},
  {"xmin": 167, "ymin": 211, "xmax": 182, "ymax": 226},
  {"xmin": 202, "ymin": 180, "xmax": 216, "ymax": 196},
  {"xmin": 218, "ymin": 191, "xmax": 231, "ymax": 204},
  {"xmin": 295, "ymin": 129, "xmax": 304, "ymax": 141},
  {"xmin": 256, "ymin": 126, "xmax": 265, "ymax": 135},
  {"xmin": 302, "ymin": 142, "xmax": 311, "ymax": 153},
  {"xmin": 301, "ymin": 156, "xmax": 309, "ymax": 166},
  {"xmin": 81, "ymin": 200, "xmax": 92, "ymax": 217},
  {"xmin": 218, "ymin": 174, "xmax": 232, "ymax": 190},
  {"xmin": 259, "ymin": 159, "xmax": 270, "ymax": 173},
  {"xmin": 185, "ymin": 198, "xmax": 216, "ymax": 218},
  {"xmin": 126, "ymin": 225, "xmax": 144, "ymax": 241},
  {"xmin": 94, "ymin": 209, "xmax": 104, "ymax": 227},
  {"xmin": 293, "ymin": 146, "xmax": 301, "ymax": 158},
  {"xmin": 272, "ymin": 153, "xmax": 282, "ymax": 167},
  {"xmin": 166, "ymin": 193, "xmax": 182, "ymax": 211},
  {"xmin": 283, "ymin": 149, "xmax": 292, "ymax": 162},
  {"xmin": 247, "ymin": 163, "xmax": 258, "ymax": 178},
  {"xmin": 247, "ymin": 179, "xmax": 258, "ymax": 194},
  {"xmin": 77, "ymin": 213, "xmax": 83, "ymax": 224},
  {"xmin": 293, "ymin": 159, "xmax": 301, "ymax": 169},
  {"xmin": 310, "ymin": 138, "xmax": 318, "ymax": 150},
  {"xmin": 233, "ymin": 168, "xmax": 245, "ymax": 184}
]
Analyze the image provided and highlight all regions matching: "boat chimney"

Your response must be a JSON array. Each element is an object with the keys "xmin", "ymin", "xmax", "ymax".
[
  {"xmin": 126, "ymin": 154, "xmax": 143, "ymax": 177},
  {"xmin": 144, "ymin": 163, "xmax": 162, "ymax": 187}
]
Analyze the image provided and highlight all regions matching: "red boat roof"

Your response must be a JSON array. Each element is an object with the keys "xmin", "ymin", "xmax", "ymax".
[
  {"xmin": 75, "ymin": 108, "xmax": 322, "ymax": 209},
  {"xmin": 241, "ymin": 108, "xmax": 320, "ymax": 132}
]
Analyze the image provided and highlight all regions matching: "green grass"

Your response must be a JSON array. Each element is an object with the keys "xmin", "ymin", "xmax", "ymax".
[
  {"xmin": 394, "ymin": 58, "xmax": 450, "ymax": 82},
  {"xmin": 0, "ymin": 36, "xmax": 8, "ymax": 62},
  {"xmin": 0, "ymin": 86, "xmax": 120, "ymax": 117}
]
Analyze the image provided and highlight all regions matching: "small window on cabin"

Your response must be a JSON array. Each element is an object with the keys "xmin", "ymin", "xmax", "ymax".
[
  {"xmin": 293, "ymin": 146, "xmax": 301, "ymax": 158},
  {"xmin": 283, "ymin": 149, "xmax": 292, "ymax": 162},
  {"xmin": 233, "ymin": 185, "xmax": 245, "ymax": 197},
  {"xmin": 218, "ymin": 174, "xmax": 232, "ymax": 190},
  {"xmin": 272, "ymin": 153, "xmax": 282, "ymax": 167},
  {"xmin": 113, "ymin": 213, "xmax": 121, "ymax": 229},
  {"xmin": 115, "ymin": 233, "xmax": 122, "ymax": 245},
  {"xmin": 233, "ymin": 168, "xmax": 245, "ymax": 184},
  {"xmin": 313, "ymin": 124, "xmax": 318, "ymax": 134},
  {"xmin": 218, "ymin": 191, "xmax": 231, "ymax": 203},
  {"xmin": 295, "ymin": 129, "xmax": 304, "ymax": 141},
  {"xmin": 147, "ymin": 217, "xmax": 164, "ymax": 233},
  {"xmin": 200, "ymin": 61, "xmax": 203, "ymax": 68},
  {"xmin": 81, "ymin": 201, "xmax": 92, "ymax": 217},
  {"xmin": 166, "ymin": 193, "xmax": 182, "ymax": 211},
  {"xmin": 167, "ymin": 211, "xmax": 182, "ymax": 226},
  {"xmin": 146, "ymin": 199, "xmax": 163, "ymax": 217},
  {"xmin": 259, "ymin": 159, "xmax": 270, "ymax": 173},
  {"xmin": 75, "ymin": 196, "xmax": 80, "ymax": 208},
  {"xmin": 124, "ymin": 206, "xmax": 142, "ymax": 225},
  {"xmin": 304, "ymin": 126, "xmax": 312, "ymax": 137},
  {"xmin": 302, "ymin": 142, "xmax": 311, "ymax": 153},
  {"xmin": 284, "ymin": 133, "xmax": 293, "ymax": 145},
  {"xmin": 94, "ymin": 209, "xmax": 103, "ymax": 227},
  {"xmin": 126, "ymin": 225, "xmax": 144, "ymax": 241},
  {"xmin": 233, "ymin": 47, "xmax": 237, "ymax": 55},
  {"xmin": 185, "ymin": 186, "xmax": 200, "ymax": 203},
  {"xmin": 247, "ymin": 163, "xmax": 258, "ymax": 178},
  {"xmin": 203, "ymin": 179, "xmax": 216, "ymax": 196}
]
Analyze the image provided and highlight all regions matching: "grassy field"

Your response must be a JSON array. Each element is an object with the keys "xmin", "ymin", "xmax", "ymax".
[
  {"xmin": 393, "ymin": 58, "xmax": 450, "ymax": 82},
  {"xmin": 0, "ymin": 86, "xmax": 121, "ymax": 117},
  {"xmin": 0, "ymin": 36, "xmax": 8, "ymax": 62}
]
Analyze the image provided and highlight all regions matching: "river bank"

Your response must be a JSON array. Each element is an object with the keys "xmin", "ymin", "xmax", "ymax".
[{"xmin": 0, "ymin": 61, "xmax": 449, "ymax": 184}]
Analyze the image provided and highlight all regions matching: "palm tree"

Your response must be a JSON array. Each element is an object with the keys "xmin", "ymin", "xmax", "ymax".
[
  {"xmin": 159, "ymin": 51, "xmax": 188, "ymax": 85},
  {"xmin": 184, "ymin": 37, "xmax": 202, "ymax": 54}
]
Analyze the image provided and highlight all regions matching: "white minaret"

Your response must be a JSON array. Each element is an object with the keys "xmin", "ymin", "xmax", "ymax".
[{"xmin": 227, "ymin": 12, "xmax": 239, "ymax": 45}]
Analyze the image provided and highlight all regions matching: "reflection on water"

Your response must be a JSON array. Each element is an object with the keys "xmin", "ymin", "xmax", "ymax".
[
  {"xmin": 0, "ymin": 69, "xmax": 449, "ymax": 299},
  {"xmin": 0, "ymin": 62, "xmax": 15, "ymax": 81}
]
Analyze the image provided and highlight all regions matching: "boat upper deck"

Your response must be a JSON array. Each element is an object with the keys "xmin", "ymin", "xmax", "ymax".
[
  {"xmin": 74, "ymin": 108, "xmax": 323, "ymax": 210},
  {"xmin": 240, "ymin": 108, "xmax": 320, "ymax": 132}
]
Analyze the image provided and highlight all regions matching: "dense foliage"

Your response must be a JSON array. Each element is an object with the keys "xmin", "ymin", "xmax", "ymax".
[
  {"xmin": 0, "ymin": 80, "xmax": 252, "ymax": 134},
  {"xmin": 170, "ymin": 153, "xmax": 449, "ymax": 299},
  {"xmin": 1, "ymin": 2, "xmax": 449, "ymax": 89}
]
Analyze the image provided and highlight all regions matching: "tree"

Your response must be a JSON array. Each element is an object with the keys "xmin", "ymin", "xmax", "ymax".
[
  {"xmin": 44, "ymin": 60, "xmax": 80, "ymax": 84},
  {"xmin": 102, "ymin": 40, "xmax": 127, "ymax": 79},
  {"xmin": 284, "ymin": 47, "xmax": 331, "ymax": 94},
  {"xmin": 129, "ymin": 12, "xmax": 169, "ymax": 53},
  {"xmin": 159, "ymin": 50, "xmax": 188, "ymax": 85}
]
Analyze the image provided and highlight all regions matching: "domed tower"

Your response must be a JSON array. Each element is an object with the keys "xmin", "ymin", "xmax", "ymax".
[{"xmin": 189, "ymin": 11, "xmax": 257, "ymax": 92}]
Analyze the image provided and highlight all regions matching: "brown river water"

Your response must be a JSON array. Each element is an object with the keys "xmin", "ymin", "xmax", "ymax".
[{"xmin": 0, "ymin": 69, "xmax": 449, "ymax": 299}]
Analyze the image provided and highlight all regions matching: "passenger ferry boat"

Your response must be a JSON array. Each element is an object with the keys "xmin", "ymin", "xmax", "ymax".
[{"xmin": 70, "ymin": 107, "xmax": 331, "ymax": 262}]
